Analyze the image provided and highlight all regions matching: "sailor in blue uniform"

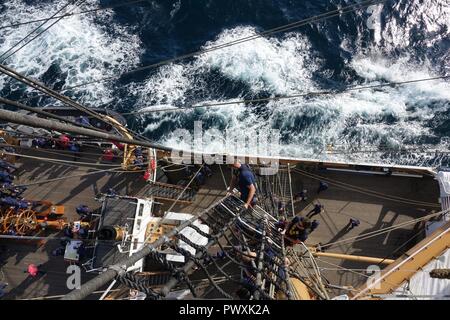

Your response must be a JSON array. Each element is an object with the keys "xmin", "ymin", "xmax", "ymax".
[{"xmin": 228, "ymin": 160, "xmax": 257, "ymax": 209}]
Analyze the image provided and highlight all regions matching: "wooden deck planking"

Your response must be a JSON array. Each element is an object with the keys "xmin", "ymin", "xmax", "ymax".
[{"xmin": 0, "ymin": 155, "xmax": 441, "ymax": 299}]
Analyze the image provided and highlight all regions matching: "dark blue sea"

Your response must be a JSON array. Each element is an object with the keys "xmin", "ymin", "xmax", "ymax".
[{"xmin": 0, "ymin": 0, "xmax": 449, "ymax": 166}]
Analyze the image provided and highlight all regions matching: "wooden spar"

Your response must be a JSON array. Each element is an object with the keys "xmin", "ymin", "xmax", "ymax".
[
  {"xmin": 0, "ymin": 108, "xmax": 172, "ymax": 152},
  {"xmin": 0, "ymin": 97, "xmax": 436, "ymax": 179},
  {"xmin": 0, "ymin": 64, "xmax": 107, "ymax": 122},
  {"xmin": 311, "ymin": 251, "xmax": 395, "ymax": 265},
  {"xmin": 0, "ymin": 97, "xmax": 107, "ymax": 133},
  {"xmin": 155, "ymin": 150, "xmax": 436, "ymax": 178},
  {"xmin": 103, "ymin": 115, "xmax": 137, "ymax": 170},
  {"xmin": 351, "ymin": 220, "xmax": 450, "ymax": 299}
]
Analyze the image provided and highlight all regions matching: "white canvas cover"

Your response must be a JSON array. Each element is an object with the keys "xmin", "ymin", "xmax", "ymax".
[{"xmin": 390, "ymin": 248, "xmax": 450, "ymax": 300}]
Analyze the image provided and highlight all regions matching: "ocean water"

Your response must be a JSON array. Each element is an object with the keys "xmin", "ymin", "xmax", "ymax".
[{"xmin": 0, "ymin": 0, "xmax": 449, "ymax": 166}]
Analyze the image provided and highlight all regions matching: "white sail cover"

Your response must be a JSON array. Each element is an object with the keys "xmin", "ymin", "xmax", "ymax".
[
  {"xmin": 426, "ymin": 171, "xmax": 450, "ymax": 235},
  {"xmin": 437, "ymin": 171, "xmax": 450, "ymax": 223},
  {"xmin": 388, "ymin": 248, "xmax": 450, "ymax": 300},
  {"xmin": 437, "ymin": 171, "xmax": 450, "ymax": 197}
]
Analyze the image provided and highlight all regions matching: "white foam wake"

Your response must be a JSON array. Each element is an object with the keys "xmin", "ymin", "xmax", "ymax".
[
  {"xmin": 198, "ymin": 26, "xmax": 319, "ymax": 95},
  {"xmin": 0, "ymin": 0, "xmax": 142, "ymax": 105}
]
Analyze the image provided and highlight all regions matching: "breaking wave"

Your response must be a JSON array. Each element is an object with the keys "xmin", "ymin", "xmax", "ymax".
[
  {"xmin": 133, "ymin": 20, "xmax": 450, "ymax": 166},
  {"xmin": 0, "ymin": 0, "xmax": 142, "ymax": 105},
  {"xmin": 1, "ymin": 0, "xmax": 449, "ymax": 166}
]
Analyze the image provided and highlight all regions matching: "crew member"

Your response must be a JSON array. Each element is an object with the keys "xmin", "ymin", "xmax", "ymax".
[
  {"xmin": 0, "ymin": 171, "xmax": 13, "ymax": 184},
  {"xmin": 228, "ymin": 160, "xmax": 257, "ymax": 209},
  {"xmin": 306, "ymin": 204, "xmax": 323, "ymax": 218},
  {"xmin": 58, "ymin": 134, "xmax": 70, "ymax": 149},
  {"xmin": 76, "ymin": 204, "xmax": 90, "ymax": 219},
  {"xmin": 347, "ymin": 218, "xmax": 360, "ymax": 230},
  {"xmin": 0, "ymin": 160, "xmax": 16, "ymax": 173},
  {"xmin": 295, "ymin": 189, "xmax": 308, "ymax": 201},
  {"xmin": 317, "ymin": 181, "xmax": 329, "ymax": 194},
  {"xmin": 76, "ymin": 116, "xmax": 91, "ymax": 127},
  {"xmin": 284, "ymin": 216, "xmax": 312, "ymax": 246},
  {"xmin": 102, "ymin": 149, "xmax": 114, "ymax": 161}
]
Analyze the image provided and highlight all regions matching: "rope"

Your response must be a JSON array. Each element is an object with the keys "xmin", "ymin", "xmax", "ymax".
[
  {"xmin": 186, "ymin": 223, "xmax": 212, "ymax": 239},
  {"xmin": 0, "ymin": 140, "xmax": 120, "ymax": 158},
  {"xmin": 171, "ymin": 244, "xmax": 233, "ymax": 299},
  {"xmin": 3, "ymin": 151, "xmax": 122, "ymax": 168},
  {"xmin": 123, "ymin": 76, "xmax": 450, "ymax": 115},
  {"xmin": 315, "ymin": 257, "xmax": 405, "ymax": 293},
  {"xmin": 252, "ymin": 218, "xmax": 267, "ymax": 299},
  {"xmin": 293, "ymin": 168, "xmax": 440, "ymax": 208},
  {"xmin": 173, "ymin": 240, "xmax": 242, "ymax": 287},
  {"xmin": 14, "ymin": 165, "xmax": 144, "ymax": 187},
  {"xmin": 376, "ymin": 229, "xmax": 424, "ymax": 266},
  {"xmin": 218, "ymin": 164, "xmax": 228, "ymax": 189},
  {"xmin": 31, "ymin": 0, "xmax": 389, "ymax": 94},
  {"xmin": 164, "ymin": 164, "xmax": 204, "ymax": 214},
  {"xmin": 287, "ymin": 164, "xmax": 295, "ymax": 218},
  {"xmin": 115, "ymin": 272, "xmax": 161, "ymax": 300},
  {"xmin": 224, "ymin": 228, "xmax": 289, "ymax": 285},
  {"xmin": 0, "ymin": 0, "xmax": 148, "ymax": 30},
  {"xmin": 296, "ymin": 243, "xmax": 330, "ymax": 299},
  {"xmin": 0, "ymin": 0, "xmax": 87, "ymax": 63},
  {"xmin": 319, "ymin": 209, "xmax": 448, "ymax": 249}
]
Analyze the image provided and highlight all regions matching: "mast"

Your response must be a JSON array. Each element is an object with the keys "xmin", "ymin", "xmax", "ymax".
[{"xmin": 0, "ymin": 108, "xmax": 171, "ymax": 152}]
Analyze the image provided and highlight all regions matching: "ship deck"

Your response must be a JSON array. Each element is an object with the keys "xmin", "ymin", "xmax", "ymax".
[{"xmin": 0, "ymin": 148, "xmax": 441, "ymax": 299}]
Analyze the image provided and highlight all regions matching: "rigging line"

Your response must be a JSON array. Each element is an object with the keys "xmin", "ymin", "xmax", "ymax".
[
  {"xmin": 315, "ymin": 257, "xmax": 417, "ymax": 298},
  {"xmin": 62, "ymin": 196, "xmax": 231, "ymax": 300},
  {"xmin": 320, "ymin": 212, "xmax": 444, "ymax": 250},
  {"xmin": 0, "ymin": 128, "xmax": 124, "ymax": 154},
  {"xmin": 0, "ymin": 142, "xmax": 122, "ymax": 159},
  {"xmin": 0, "ymin": 65, "xmax": 122, "ymax": 136},
  {"xmin": 287, "ymin": 163, "xmax": 295, "ymax": 218},
  {"xmin": 0, "ymin": 107, "xmax": 172, "ymax": 152},
  {"xmin": 297, "ymin": 168, "xmax": 440, "ymax": 208},
  {"xmin": 290, "ymin": 245, "xmax": 329, "ymax": 297},
  {"xmin": 18, "ymin": 0, "xmax": 388, "ymax": 96},
  {"xmin": 315, "ymin": 257, "xmax": 375, "ymax": 280},
  {"xmin": 164, "ymin": 164, "xmax": 205, "ymax": 214},
  {"xmin": 376, "ymin": 228, "xmax": 424, "ymax": 266},
  {"xmin": 14, "ymin": 165, "xmax": 145, "ymax": 187},
  {"xmin": 252, "ymin": 218, "xmax": 267, "ymax": 300},
  {"xmin": 295, "ymin": 169, "xmax": 440, "ymax": 208},
  {"xmin": 287, "ymin": 247, "xmax": 324, "ymax": 298},
  {"xmin": 328, "ymin": 148, "xmax": 450, "ymax": 155},
  {"xmin": 218, "ymin": 163, "xmax": 228, "ymax": 189},
  {"xmin": 297, "ymin": 242, "xmax": 330, "ymax": 299},
  {"xmin": 123, "ymin": 75, "xmax": 450, "ymax": 115},
  {"xmin": 326, "ymin": 142, "xmax": 448, "ymax": 151},
  {"xmin": 0, "ymin": 64, "xmax": 150, "ymax": 145},
  {"xmin": 134, "ymin": 164, "xmax": 209, "ymax": 250},
  {"xmin": 0, "ymin": 0, "xmax": 87, "ymax": 63},
  {"xmin": 293, "ymin": 168, "xmax": 440, "ymax": 207},
  {"xmin": 2, "ymin": 151, "xmax": 124, "ymax": 167},
  {"xmin": 20, "ymin": 289, "xmax": 124, "ymax": 301},
  {"xmin": 0, "ymin": 0, "xmax": 148, "ymax": 30},
  {"xmin": 317, "ymin": 209, "xmax": 447, "ymax": 249},
  {"xmin": 0, "ymin": 0, "xmax": 75, "ymax": 60},
  {"xmin": 0, "ymin": 94, "xmax": 157, "ymax": 145},
  {"xmin": 318, "ymin": 268, "xmax": 437, "ymax": 272},
  {"xmin": 0, "ymin": 97, "xmax": 111, "ymax": 135}
]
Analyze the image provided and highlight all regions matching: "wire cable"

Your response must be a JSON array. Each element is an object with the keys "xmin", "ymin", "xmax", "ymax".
[
  {"xmin": 293, "ymin": 167, "xmax": 441, "ymax": 208},
  {"xmin": 123, "ymin": 75, "xmax": 450, "ymax": 115},
  {"xmin": 16, "ymin": 0, "xmax": 390, "ymax": 99},
  {"xmin": 14, "ymin": 164, "xmax": 144, "ymax": 187},
  {"xmin": 318, "ymin": 209, "xmax": 447, "ymax": 249},
  {"xmin": 0, "ymin": 0, "xmax": 86, "ymax": 63},
  {"xmin": 0, "ymin": 0, "xmax": 148, "ymax": 30}
]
